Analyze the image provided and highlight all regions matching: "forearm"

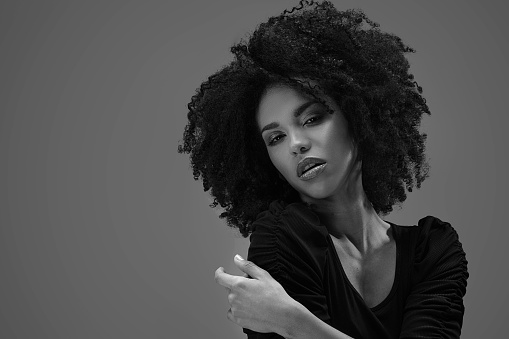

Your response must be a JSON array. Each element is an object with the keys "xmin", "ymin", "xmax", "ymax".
[{"xmin": 281, "ymin": 302, "xmax": 354, "ymax": 339}]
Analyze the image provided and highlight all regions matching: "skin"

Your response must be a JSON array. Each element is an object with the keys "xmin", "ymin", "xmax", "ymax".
[
  {"xmin": 215, "ymin": 84, "xmax": 397, "ymax": 338},
  {"xmin": 258, "ymin": 84, "xmax": 359, "ymax": 205}
]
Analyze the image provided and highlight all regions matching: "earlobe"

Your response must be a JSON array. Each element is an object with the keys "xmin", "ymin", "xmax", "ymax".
[
  {"xmin": 352, "ymin": 139, "xmax": 361, "ymax": 162},
  {"xmin": 352, "ymin": 143, "xmax": 363, "ymax": 172}
]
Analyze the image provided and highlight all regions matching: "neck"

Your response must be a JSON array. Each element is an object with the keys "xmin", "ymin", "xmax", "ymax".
[{"xmin": 301, "ymin": 170, "xmax": 390, "ymax": 256}]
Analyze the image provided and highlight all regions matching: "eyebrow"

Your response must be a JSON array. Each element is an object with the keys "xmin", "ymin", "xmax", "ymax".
[{"xmin": 260, "ymin": 100, "xmax": 318, "ymax": 134}]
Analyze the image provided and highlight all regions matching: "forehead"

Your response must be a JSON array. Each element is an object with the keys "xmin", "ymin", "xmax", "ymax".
[{"xmin": 256, "ymin": 85, "xmax": 311, "ymax": 126}]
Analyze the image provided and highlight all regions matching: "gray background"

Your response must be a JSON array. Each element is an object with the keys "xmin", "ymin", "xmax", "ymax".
[{"xmin": 1, "ymin": 0, "xmax": 507, "ymax": 338}]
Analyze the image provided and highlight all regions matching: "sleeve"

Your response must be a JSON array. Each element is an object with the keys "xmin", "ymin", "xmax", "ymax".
[
  {"xmin": 400, "ymin": 216, "xmax": 469, "ymax": 339},
  {"xmin": 243, "ymin": 206, "xmax": 330, "ymax": 339}
]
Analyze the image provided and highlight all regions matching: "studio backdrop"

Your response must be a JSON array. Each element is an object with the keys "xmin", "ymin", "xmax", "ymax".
[{"xmin": 1, "ymin": 1, "xmax": 507, "ymax": 338}]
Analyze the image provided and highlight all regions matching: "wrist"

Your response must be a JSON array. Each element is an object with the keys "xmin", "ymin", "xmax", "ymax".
[{"xmin": 279, "ymin": 300, "xmax": 312, "ymax": 339}]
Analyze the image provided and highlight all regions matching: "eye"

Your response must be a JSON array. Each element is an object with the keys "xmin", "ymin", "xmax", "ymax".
[
  {"xmin": 304, "ymin": 115, "xmax": 322, "ymax": 125},
  {"xmin": 268, "ymin": 134, "xmax": 284, "ymax": 146}
]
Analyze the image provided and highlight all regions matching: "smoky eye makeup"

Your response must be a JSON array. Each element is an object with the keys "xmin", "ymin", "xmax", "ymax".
[
  {"xmin": 261, "ymin": 103, "xmax": 332, "ymax": 146},
  {"xmin": 302, "ymin": 109, "xmax": 327, "ymax": 124},
  {"xmin": 265, "ymin": 120, "xmax": 323, "ymax": 147},
  {"xmin": 263, "ymin": 110, "xmax": 329, "ymax": 146},
  {"xmin": 267, "ymin": 133, "xmax": 284, "ymax": 146},
  {"xmin": 304, "ymin": 115, "xmax": 322, "ymax": 125}
]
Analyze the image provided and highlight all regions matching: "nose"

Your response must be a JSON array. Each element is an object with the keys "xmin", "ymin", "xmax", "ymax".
[{"xmin": 289, "ymin": 131, "xmax": 310, "ymax": 155}]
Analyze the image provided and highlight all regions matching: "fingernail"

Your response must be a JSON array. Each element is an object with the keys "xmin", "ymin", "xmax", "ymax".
[{"xmin": 234, "ymin": 254, "xmax": 244, "ymax": 261}]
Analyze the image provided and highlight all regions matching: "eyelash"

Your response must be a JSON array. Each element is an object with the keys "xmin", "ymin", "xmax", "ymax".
[{"xmin": 267, "ymin": 115, "xmax": 323, "ymax": 146}]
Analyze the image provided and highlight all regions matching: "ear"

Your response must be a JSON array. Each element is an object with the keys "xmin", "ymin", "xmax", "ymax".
[
  {"xmin": 352, "ymin": 138, "xmax": 362, "ymax": 162},
  {"xmin": 351, "ymin": 141, "xmax": 363, "ymax": 173}
]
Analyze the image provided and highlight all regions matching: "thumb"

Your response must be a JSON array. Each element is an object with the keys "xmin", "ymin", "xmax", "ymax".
[{"xmin": 234, "ymin": 254, "xmax": 268, "ymax": 280}]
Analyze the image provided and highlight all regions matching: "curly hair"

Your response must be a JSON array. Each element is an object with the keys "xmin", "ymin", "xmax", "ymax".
[{"xmin": 178, "ymin": 0, "xmax": 430, "ymax": 237}]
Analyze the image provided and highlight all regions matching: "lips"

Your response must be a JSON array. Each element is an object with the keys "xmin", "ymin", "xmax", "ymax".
[{"xmin": 297, "ymin": 157, "xmax": 327, "ymax": 178}]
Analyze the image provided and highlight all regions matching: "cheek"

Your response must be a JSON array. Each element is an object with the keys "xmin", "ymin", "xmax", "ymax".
[
  {"xmin": 325, "ymin": 118, "xmax": 352, "ymax": 152},
  {"xmin": 267, "ymin": 148, "xmax": 291, "ymax": 176},
  {"xmin": 267, "ymin": 149, "xmax": 282, "ymax": 170}
]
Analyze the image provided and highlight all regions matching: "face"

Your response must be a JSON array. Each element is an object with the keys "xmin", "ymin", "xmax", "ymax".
[{"xmin": 257, "ymin": 84, "xmax": 361, "ymax": 204}]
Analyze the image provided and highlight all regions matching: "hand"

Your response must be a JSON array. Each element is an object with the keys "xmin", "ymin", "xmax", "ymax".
[{"xmin": 214, "ymin": 254, "xmax": 298, "ymax": 335}]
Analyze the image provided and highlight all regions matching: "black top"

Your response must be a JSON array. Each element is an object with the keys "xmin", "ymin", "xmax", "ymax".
[{"xmin": 243, "ymin": 200, "xmax": 468, "ymax": 339}]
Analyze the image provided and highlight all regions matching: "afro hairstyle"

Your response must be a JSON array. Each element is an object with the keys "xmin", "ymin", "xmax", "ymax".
[{"xmin": 178, "ymin": 0, "xmax": 430, "ymax": 237}]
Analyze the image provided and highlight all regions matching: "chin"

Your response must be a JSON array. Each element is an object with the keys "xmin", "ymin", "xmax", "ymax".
[{"xmin": 298, "ymin": 185, "xmax": 334, "ymax": 201}]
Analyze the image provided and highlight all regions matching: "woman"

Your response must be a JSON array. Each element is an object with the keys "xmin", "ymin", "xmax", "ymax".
[{"xmin": 178, "ymin": 1, "xmax": 468, "ymax": 338}]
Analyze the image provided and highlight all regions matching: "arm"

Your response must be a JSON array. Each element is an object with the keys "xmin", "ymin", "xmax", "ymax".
[
  {"xmin": 399, "ymin": 218, "xmax": 468, "ymax": 338},
  {"xmin": 215, "ymin": 219, "xmax": 468, "ymax": 338},
  {"xmin": 215, "ymin": 255, "xmax": 355, "ymax": 339},
  {"xmin": 217, "ymin": 244, "xmax": 467, "ymax": 339},
  {"xmin": 215, "ymin": 202, "xmax": 368, "ymax": 339}
]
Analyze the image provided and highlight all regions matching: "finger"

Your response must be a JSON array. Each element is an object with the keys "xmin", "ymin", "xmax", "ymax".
[
  {"xmin": 227, "ymin": 308, "xmax": 234, "ymax": 323},
  {"xmin": 234, "ymin": 254, "xmax": 269, "ymax": 280},
  {"xmin": 214, "ymin": 267, "xmax": 238, "ymax": 289},
  {"xmin": 227, "ymin": 291, "xmax": 235, "ymax": 305}
]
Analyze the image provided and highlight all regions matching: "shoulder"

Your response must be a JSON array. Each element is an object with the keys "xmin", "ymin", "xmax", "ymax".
[
  {"xmin": 251, "ymin": 199, "xmax": 328, "ymax": 239},
  {"xmin": 393, "ymin": 216, "xmax": 464, "ymax": 258},
  {"xmin": 245, "ymin": 201, "xmax": 334, "ymax": 335},
  {"xmin": 248, "ymin": 200, "xmax": 329, "ymax": 280},
  {"xmin": 397, "ymin": 216, "xmax": 469, "ymax": 337},
  {"xmin": 414, "ymin": 216, "xmax": 465, "ymax": 264},
  {"xmin": 396, "ymin": 216, "xmax": 468, "ymax": 287}
]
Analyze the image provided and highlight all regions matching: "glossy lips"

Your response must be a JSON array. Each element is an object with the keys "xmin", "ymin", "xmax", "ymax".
[{"xmin": 297, "ymin": 157, "xmax": 327, "ymax": 180}]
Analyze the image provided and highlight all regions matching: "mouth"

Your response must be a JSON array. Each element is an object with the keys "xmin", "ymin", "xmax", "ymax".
[{"xmin": 297, "ymin": 157, "xmax": 327, "ymax": 180}]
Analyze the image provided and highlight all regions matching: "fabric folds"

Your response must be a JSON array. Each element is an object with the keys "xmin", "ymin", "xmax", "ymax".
[{"xmin": 242, "ymin": 201, "xmax": 468, "ymax": 339}]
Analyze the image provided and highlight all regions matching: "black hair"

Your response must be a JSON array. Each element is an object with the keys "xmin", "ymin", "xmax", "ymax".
[{"xmin": 178, "ymin": 0, "xmax": 430, "ymax": 237}]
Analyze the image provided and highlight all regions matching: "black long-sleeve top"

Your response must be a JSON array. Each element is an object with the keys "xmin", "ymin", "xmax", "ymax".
[{"xmin": 243, "ymin": 200, "xmax": 468, "ymax": 339}]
